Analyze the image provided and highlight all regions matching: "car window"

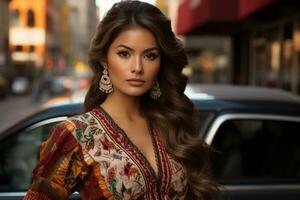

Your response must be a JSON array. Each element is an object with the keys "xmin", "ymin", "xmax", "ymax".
[
  {"xmin": 0, "ymin": 121, "xmax": 60, "ymax": 192},
  {"xmin": 196, "ymin": 111, "xmax": 214, "ymax": 136},
  {"xmin": 211, "ymin": 119, "xmax": 300, "ymax": 184}
]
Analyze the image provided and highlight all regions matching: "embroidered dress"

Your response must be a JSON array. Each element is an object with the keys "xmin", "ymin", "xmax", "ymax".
[{"xmin": 24, "ymin": 108, "xmax": 187, "ymax": 200}]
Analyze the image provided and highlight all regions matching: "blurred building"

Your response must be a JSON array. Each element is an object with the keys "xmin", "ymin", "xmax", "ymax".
[
  {"xmin": 46, "ymin": 0, "xmax": 97, "ymax": 76},
  {"xmin": 8, "ymin": 0, "xmax": 46, "ymax": 80},
  {"xmin": 45, "ymin": 0, "xmax": 64, "ymax": 76},
  {"xmin": 177, "ymin": 0, "xmax": 300, "ymax": 95},
  {"xmin": 156, "ymin": 0, "xmax": 181, "ymax": 35},
  {"xmin": 8, "ymin": 0, "xmax": 97, "ymax": 79},
  {"xmin": 156, "ymin": 0, "xmax": 168, "ymax": 15},
  {"xmin": 0, "ymin": 0, "xmax": 10, "ymax": 76},
  {"xmin": 67, "ymin": 0, "xmax": 96, "ymax": 71}
]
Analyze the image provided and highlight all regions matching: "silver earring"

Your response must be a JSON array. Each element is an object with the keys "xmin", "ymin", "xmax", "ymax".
[
  {"xmin": 99, "ymin": 67, "xmax": 113, "ymax": 93},
  {"xmin": 150, "ymin": 81, "xmax": 161, "ymax": 100}
]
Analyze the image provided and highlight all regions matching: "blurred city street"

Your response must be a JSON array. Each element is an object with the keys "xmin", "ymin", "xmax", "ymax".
[
  {"xmin": 0, "ymin": 95, "xmax": 44, "ymax": 133},
  {"xmin": 0, "ymin": 0, "xmax": 300, "ymax": 199}
]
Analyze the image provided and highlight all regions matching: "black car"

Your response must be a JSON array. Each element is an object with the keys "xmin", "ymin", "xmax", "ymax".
[{"xmin": 1, "ymin": 84, "xmax": 300, "ymax": 200}]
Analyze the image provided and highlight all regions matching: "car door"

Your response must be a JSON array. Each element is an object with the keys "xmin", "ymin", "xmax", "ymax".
[
  {"xmin": 206, "ymin": 113, "xmax": 300, "ymax": 200},
  {"xmin": 0, "ymin": 117, "xmax": 80, "ymax": 200}
]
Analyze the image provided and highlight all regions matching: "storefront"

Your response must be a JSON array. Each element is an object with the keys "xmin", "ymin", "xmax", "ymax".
[
  {"xmin": 176, "ymin": 0, "xmax": 300, "ymax": 95},
  {"xmin": 248, "ymin": 15, "xmax": 300, "ymax": 94},
  {"xmin": 177, "ymin": 0, "xmax": 241, "ymax": 84}
]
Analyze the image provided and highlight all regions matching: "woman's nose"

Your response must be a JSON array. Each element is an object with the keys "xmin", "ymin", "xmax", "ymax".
[{"xmin": 131, "ymin": 56, "xmax": 143, "ymax": 74}]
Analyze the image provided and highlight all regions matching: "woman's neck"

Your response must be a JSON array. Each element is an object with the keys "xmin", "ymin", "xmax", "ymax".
[{"xmin": 100, "ymin": 92, "xmax": 142, "ymax": 121}]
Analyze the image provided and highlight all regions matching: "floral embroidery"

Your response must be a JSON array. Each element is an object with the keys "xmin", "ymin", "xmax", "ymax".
[
  {"xmin": 65, "ymin": 109, "xmax": 188, "ymax": 200},
  {"xmin": 93, "ymin": 162, "xmax": 116, "ymax": 200},
  {"xmin": 76, "ymin": 128, "xmax": 83, "ymax": 140},
  {"xmin": 25, "ymin": 111, "xmax": 188, "ymax": 200}
]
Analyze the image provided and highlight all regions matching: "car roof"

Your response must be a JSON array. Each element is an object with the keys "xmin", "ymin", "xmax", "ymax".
[
  {"xmin": 185, "ymin": 84, "xmax": 300, "ymax": 115},
  {"xmin": 185, "ymin": 84, "xmax": 300, "ymax": 102}
]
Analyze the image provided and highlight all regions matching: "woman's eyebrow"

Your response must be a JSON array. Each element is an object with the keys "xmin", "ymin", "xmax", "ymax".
[
  {"xmin": 116, "ymin": 44, "xmax": 158, "ymax": 52},
  {"xmin": 144, "ymin": 47, "xmax": 159, "ymax": 52},
  {"xmin": 116, "ymin": 44, "xmax": 133, "ymax": 50}
]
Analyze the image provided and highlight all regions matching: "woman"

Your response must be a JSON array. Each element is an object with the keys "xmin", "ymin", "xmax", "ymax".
[{"xmin": 24, "ymin": 1, "xmax": 219, "ymax": 199}]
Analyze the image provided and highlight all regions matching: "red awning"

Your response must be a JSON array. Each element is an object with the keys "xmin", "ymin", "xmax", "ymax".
[
  {"xmin": 238, "ymin": 0, "xmax": 277, "ymax": 19},
  {"xmin": 176, "ymin": 0, "xmax": 278, "ymax": 35},
  {"xmin": 177, "ymin": 0, "xmax": 238, "ymax": 35}
]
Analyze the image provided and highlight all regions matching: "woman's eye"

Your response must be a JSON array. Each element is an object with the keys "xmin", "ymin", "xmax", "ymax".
[
  {"xmin": 145, "ymin": 52, "xmax": 158, "ymax": 60},
  {"xmin": 117, "ymin": 51, "xmax": 130, "ymax": 58}
]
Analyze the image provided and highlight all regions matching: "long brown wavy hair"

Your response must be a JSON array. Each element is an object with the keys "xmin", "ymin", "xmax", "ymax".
[{"xmin": 85, "ymin": 1, "xmax": 219, "ymax": 199}]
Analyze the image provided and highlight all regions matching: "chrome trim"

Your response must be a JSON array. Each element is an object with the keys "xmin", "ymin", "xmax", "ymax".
[
  {"xmin": 26, "ymin": 116, "xmax": 68, "ymax": 131},
  {"xmin": 1, "ymin": 185, "xmax": 300, "ymax": 197},
  {"xmin": 205, "ymin": 113, "xmax": 300, "ymax": 145},
  {"xmin": 0, "ymin": 191, "xmax": 80, "ymax": 197},
  {"xmin": 221, "ymin": 184, "xmax": 300, "ymax": 192},
  {"xmin": 0, "ymin": 192, "xmax": 26, "ymax": 197}
]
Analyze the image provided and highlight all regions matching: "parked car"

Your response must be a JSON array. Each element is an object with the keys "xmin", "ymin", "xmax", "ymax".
[{"xmin": 0, "ymin": 84, "xmax": 300, "ymax": 200}]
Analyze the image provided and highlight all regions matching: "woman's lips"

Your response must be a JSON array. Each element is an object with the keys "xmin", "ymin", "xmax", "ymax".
[{"xmin": 126, "ymin": 79, "xmax": 145, "ymax": 86}]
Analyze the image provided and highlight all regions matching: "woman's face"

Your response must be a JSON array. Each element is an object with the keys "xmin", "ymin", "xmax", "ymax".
[{"xmin": 106, "ymin": 25, "xmax": 161, "ymax": 98}]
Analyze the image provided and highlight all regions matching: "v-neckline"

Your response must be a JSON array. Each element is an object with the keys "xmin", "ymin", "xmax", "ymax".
[{"xmin": 95, "ymin": 106, "xmax": 162, "ymax": 180}]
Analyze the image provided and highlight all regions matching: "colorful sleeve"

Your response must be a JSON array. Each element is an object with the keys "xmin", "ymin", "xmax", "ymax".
[{"xmin": 23, "ymin": 121, "xmax": 89, "ymax": 200}]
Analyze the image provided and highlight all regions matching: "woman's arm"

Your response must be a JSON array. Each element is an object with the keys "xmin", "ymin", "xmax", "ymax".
[{"xmin": 23, "ymin": 122, "xmax": 89, "ymax": 200}]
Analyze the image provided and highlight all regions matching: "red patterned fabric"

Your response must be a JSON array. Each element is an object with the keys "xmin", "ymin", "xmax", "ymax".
[{"xmin": 24, "ymin": 108, "xmax": 187, "ymax": 200}]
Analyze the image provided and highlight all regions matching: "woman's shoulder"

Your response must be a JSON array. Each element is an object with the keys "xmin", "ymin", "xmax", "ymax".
[
  {"xmin": 48, "ymin": 110, "xmax": 104, "ymax": 141},
  {"xmin": 54, "ymin": 110, "xmax": 107, "ymax": 165},
  {"xmin": 59, "ymin": 110, "xmax": 105, "ymax": 135},
  {"xmin": 57, "ymin": 109, "xmax": 107, "ymax": 143},
  {"xmin": 66, "ymin": 111, "xmax": 95, "ymax": 129}
]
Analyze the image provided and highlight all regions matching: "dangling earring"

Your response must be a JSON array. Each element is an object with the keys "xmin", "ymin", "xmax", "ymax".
[
  {"xmin": 150, "ymin": 80, "xmax": 161, "ymax": 100},
  {"xmin": 99, "ymin": 65, "xmax": 113, "ymax": 94}
]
